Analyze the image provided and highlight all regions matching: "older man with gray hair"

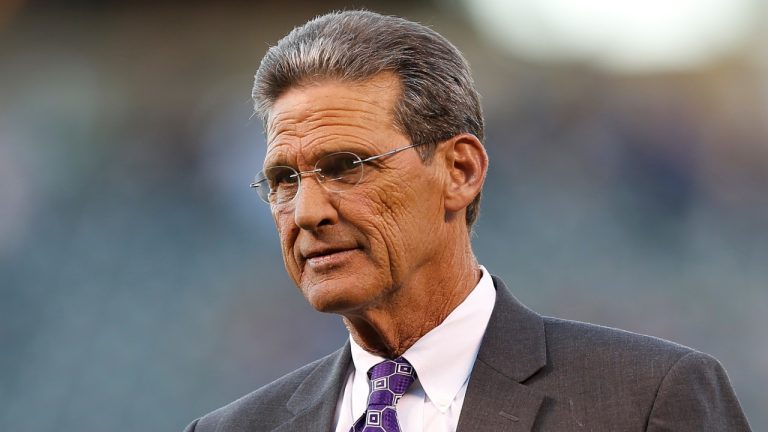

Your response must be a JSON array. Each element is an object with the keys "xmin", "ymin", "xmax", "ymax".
[{"xmin": 185, "ymin": 10, "xmax": 750, "ymax": 432}]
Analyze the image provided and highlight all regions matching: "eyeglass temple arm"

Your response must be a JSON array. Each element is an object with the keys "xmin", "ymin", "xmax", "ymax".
[{"xmin": 356, "ymin": 143, "xmax": 423, "ymax": 164}]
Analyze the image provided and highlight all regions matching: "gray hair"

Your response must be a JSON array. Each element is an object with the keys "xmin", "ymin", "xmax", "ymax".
[{"xmin": 252, "ymin": 10, "xmax": 485, "ymax": 228}]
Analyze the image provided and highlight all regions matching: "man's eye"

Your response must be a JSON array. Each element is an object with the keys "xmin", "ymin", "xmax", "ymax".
[
  {"xmin": 266, "ymin": 167, "xmax": 298, "ymax": 186},
  {"xmin": 318, "ymin": 153, "xmax": 361, "ymax": 180}
]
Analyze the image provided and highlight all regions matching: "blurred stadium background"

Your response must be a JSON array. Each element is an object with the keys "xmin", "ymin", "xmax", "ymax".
[{"xmin": 1, "ymin": 0, "xmax": 766, "ymax": 430}]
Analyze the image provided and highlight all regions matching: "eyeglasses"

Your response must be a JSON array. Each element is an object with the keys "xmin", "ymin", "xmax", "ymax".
[{"xmin": 250, "ymin": 142, "xmax": 425, "ymax": 205}]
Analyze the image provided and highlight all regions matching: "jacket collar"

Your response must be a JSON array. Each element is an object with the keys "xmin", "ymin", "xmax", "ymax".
[{"xmin": 456, "ymin": 276, "xmax": 547, "ymax": 432}]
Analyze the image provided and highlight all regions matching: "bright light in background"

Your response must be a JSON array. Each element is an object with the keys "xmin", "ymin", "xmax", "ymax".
[{"xmin": 459, "ymin": 0, "xmax": 760, "ymax": 72}]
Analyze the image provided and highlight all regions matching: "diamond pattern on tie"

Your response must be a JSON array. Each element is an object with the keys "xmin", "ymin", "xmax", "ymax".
[{"xmin": 350, "ymin": 357, "xmax": 417, "ymax": 432}]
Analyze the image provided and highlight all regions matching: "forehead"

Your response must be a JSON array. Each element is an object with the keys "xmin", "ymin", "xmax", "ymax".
[{"xmin": 265, "ymin": 73, "xmax": 402, "ymax": 153}]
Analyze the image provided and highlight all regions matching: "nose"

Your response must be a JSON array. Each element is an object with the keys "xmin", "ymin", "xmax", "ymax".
[{"xmin": 292, "ymin": 174, "xmax": 338, "ymax": 230}]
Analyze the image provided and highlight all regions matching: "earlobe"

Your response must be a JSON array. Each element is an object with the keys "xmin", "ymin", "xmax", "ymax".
[{"xmin": 442, "ymin": 134, "xmax": 488, "ymax": 214}]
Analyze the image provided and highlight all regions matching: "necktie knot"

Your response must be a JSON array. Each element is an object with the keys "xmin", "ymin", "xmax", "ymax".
[
  {"xmin": 351, "ymin": 357, "xmax": 416, "ymax": 432},
  {"xmin": 366, "ymin": 357, "xmax": 416, "ymax": 407}
]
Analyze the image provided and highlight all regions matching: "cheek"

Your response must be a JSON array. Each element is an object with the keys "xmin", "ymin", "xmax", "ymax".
[
  {"xmin": 358, "ymin": 181, "xmax": 431, "ymax": 263},
  {"xmin": 273, "ymin": 210, "xmax": 301, "ymax": 273}
]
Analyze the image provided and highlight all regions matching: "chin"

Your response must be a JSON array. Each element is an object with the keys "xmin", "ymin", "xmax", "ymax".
[{"xmin": 300, "ymin": 277, "xmax": 379, "ymax": 314}]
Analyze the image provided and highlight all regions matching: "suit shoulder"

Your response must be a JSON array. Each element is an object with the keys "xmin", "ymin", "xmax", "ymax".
[
  {"xmin": 188, "ymin": 348, "xmax": 347, "ymax": 431},
  {"xmin": 529, "ymin": 316, "xmax": 725, "ymax": 428},
  {"xmin": 542, "ymin": 316, "xmax": 696, "ymax": 364}
]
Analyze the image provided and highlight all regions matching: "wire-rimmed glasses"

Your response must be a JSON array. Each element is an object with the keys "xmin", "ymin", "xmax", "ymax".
[{"xmin": 250, "ymin": 142, "xmax": 425, "ymax": 205}]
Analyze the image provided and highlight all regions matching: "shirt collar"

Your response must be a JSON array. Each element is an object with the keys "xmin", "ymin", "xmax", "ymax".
[{"xmin": 349, "ymin": 266, "xmax": 497, "ymax": 412}]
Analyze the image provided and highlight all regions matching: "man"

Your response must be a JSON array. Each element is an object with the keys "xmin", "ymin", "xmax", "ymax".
[{"xmin": 185, "ymin": 10, "xmax": 751, "ymax": 432}]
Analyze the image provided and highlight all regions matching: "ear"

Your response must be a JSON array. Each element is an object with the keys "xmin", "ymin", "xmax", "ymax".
[{"xmin": 440, "ymin": 133, "xmax": 488, "ymax": 216}]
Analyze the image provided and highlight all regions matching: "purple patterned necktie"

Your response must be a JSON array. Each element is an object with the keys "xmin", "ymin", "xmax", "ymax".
[{"xmin": 350, "ymin": 357, "xmax": 417, "ymax": 432}]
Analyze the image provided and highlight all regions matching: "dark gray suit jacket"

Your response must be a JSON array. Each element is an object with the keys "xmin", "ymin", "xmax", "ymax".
[{"xmin": 185, "ymin": 277, "xmax": 751, "ymax": 431}]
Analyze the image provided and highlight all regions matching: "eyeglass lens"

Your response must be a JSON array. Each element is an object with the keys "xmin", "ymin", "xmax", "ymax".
[{"xmin": 256, "ymin": 152, "xmax": 365, "ymax": 204}]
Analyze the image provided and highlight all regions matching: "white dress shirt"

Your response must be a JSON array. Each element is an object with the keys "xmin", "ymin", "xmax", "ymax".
[{"xmin": 334, "ymin": 266, "xmax": 496, "ymax": 432}]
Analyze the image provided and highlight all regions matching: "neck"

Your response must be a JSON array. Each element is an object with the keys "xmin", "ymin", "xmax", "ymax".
[{"xmin": 342, "ymin": 244, "xmax": 481, "ymax": 358}]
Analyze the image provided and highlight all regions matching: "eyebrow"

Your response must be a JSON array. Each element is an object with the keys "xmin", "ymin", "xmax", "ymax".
[
  {"xmin": 264, "ymin": 141, "xmax": 376, "ymax": 169},
  {"xmin": 262, "ymin": 148, "xmax": 293, "ymax": 170}
]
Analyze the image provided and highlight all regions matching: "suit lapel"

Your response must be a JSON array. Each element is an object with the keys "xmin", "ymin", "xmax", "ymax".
[
  {"xmin": 457, "ymin": 276, "xmax": 547, "ymax": 432},
  {"xmin": 273, "ymin": 342, "xmax": 352, "ymax": 432}
]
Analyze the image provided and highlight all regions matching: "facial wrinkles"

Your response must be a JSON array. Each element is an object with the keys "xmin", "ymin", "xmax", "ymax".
[
  {"xmin": 345, "ymin": 151, "xmax": 430, "ymax": 293},
  {"xmin": 266, "ymin": 76, "xmax": 415, "ymax": 295},
  {"xmin": 268, "ymin": 142, "xmax": 379, "ymax": 282},
  {"xmin": 266, "ymin": 87, "xmax": 398, "ymax": 164},
  {"xmin": 267, "ymin": 118, "xmax": 382, "ymax": 175},
  {"xmin": 283, "ymin": 165, "xmax": 408, "ymax": 294},
  {"xmin": 378, "ymin": 178, "xmax": 419, "ymax": 276}
]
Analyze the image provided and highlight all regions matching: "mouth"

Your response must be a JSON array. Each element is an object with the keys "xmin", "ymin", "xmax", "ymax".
[{"xmin": 301, "ymin": 246, "xmax": 359, "ymax": 270}]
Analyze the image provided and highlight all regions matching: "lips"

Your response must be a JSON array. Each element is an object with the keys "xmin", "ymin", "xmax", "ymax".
[
  {"xmin": 298, "ymin": 243, "xmax": 360, "ymax": 271},
  {"xmin": 302, "ymin": 246, "xmax": 358, "ymax": 260}
]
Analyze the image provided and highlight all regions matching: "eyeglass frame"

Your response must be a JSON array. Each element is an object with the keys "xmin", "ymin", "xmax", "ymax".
[{"xmin": 250, "ymin": 142, "xmax": 428, "ymax": 205}]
